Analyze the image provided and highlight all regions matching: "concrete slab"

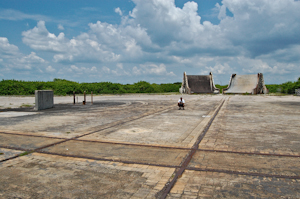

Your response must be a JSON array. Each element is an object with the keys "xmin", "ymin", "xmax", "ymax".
[
  {"xmin": 189, "ymin": 151, "xmax": 300, "ymax": 176},
  {"xmin": 0, "ymin": 101, "xmax": 168, "ymax": 138},
  {"xmin": 79, "ymin": 96, "xmax": 223, "ymax": 147},
  {"xmin": 0, "ymin": 133, "xmax": 62, "ymax": 151},
  {"xmin": 0, "ymin": 97, "xmax": 196, "ymax": 138},
  {"xmin": 0, "ymin": 94, "xmax": 299, "ymax": 198},
  {"xmin": 167, "ymin": 170, "xmax": 300, "ymax": 198},
  {"xmin": 0, "ymin": 153, "xmax": 175, "ymax": 199},
  {"xmin": 40, "ymin": 140, "xmax": 188, "ymax": 166},
  {"xmin": 0, "ymin": 111, "xmax": 40, "ymax": 118},
  {"xmin": 199, "ymin": 95, "xmax": 300, "ymax": 155},
  {"xmin": 0, "ymin": 148, "xmax": 24, "ymax": 161}
]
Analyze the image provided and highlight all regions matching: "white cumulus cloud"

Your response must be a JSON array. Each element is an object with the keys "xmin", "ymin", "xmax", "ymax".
[
  {"xmin": 133, "ymin": 63, "xmax": 175, "ymax": 76},
  {"xmin": 114, "ymin": 7, "xmax": 123, "ymax": 16},
  {"xmin": 15, "ymin": 0, "xmax": 300, "ymax": 83}
]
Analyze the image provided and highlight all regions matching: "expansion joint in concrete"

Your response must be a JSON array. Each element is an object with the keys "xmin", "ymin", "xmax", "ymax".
[
  {"xmin": 186, "ymin": 167, "xmax": 300, "ymax": 180},
  {"xmin": 159, "ymin": 98, "xmax": 226, "ymax": 199}
]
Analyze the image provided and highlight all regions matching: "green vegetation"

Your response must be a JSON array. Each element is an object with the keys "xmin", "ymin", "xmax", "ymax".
[
  {"xmin": 1, "ymin": 77, "xmax": 299, "ymax": 95},
  {"xmin": 0, "ymin": 79, "xmax": 181, "ymax": 95},
  {"xmin": 266, "ymin": 78, "xmax": 300, "ymax": 94},
  {"xmin": 0, "ymin": 152, "xmax": 4, "ymax": 155},
  {"xmin": 20, "ymin": 104, "xmax": 33, "ymax": 108},
  {"xmin": 19, "ymin": 151, "xmax": 32, "ymax": 156},
  {"xmin": 215, "ymin": 84, "xmax": 228, "ymax": 93}
]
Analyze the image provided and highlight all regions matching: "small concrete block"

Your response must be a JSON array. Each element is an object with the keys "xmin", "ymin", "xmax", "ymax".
[{"xmin": 34, "ymin": 90, "xmax": 54, "ymax": 111}]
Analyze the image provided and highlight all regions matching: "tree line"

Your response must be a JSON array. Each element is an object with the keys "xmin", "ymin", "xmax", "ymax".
[
  {"xmin": 0, "ymin": 79, "xmax": 182, "ymax": 95},
  {"xmin": 0, "ymin": 78, "xmax": 299, "ymax": 95}
]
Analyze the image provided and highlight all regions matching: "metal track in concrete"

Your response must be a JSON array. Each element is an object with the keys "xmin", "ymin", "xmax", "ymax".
[
  {"xmin": 36, "ymin": 151, "xmax": 181, "ymax": 169},
  {"xmin": 4, "ymin": 131, "xmax": 298, "ymax": 158},
  {"xmin": 0, "ymin": 145, "xmax": 28, "ymax": 163},
  {"xmin": 2, "ymin": 143, "xmax": 299, "ymax": 181},
  {"xmin": 2, "ymin": 97, "xmax": 299, "ymax": 197},
  {"xmin": 73, "ymin": 139, "xmax": 191, "ymax": 150},
  {"xmin": 197, "ymin": 149, "xmax": 300, "ymax": 158},
  {"xmin": 0, "ymin": 145, "xmax": 28, "ymax": 151},
  {"xmin": 0, "ymin": 105, "xmax": 177, "ymax": 164},
  {"xmin": 159, "ymin": 99, "xmax": 226, "ymax": 199},
  {"xmin": 0, "ymin": 131, "xmax": 65, "ymax": 140},
  {"xmin": 186, "ymin": 167, "xmax": 300, "ymax": 179}
]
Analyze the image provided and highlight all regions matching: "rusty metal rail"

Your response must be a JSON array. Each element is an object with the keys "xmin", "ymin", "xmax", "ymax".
[
  {"xmin": 159, "ymin": 99, "xmax": 226, "ymax": 199},
  {"xmin": 2, "ymin": 96, "xmax": 299, "ymax": 198},
  {"xmin": 0, "ymin": 104, "xmax": 177, "ymax": 164},
  {"xmin": 0, "ymin": 145, "xmax": 29, "ymax": 163},
  {"xmin": 0, "ymin": 145, "xmax": 28, "ymax": 151},
  {"xmin": 186, "ymin": 167, "xmax": 300, "ymax": 179},
  {"xmin": 73, "ymin": 139, "xmax": 190, "ymax": 150},
  {"xmin": 2, "ymin": 131, "xmax": 298, "ymax": 158},
  {"xmin": 0, "ymin": 131, "xmax": 65, "ymax": 140},
  {"xmin": 197, "ymin": 149, "xmax": 300, "ymax": 158},
  {"xmin": 36, "ymin": 151, "xmax": 180, "ymax": 169}
]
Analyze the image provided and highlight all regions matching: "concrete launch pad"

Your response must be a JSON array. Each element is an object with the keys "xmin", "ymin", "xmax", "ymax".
[{"xmin": 0, "ymin": 94, "xmax": 299, "ymax": 198}]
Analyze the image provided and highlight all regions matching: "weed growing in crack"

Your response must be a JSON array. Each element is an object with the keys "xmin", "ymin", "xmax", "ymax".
[{"xmin": 19, "ymin": 151, "xmax": 32, "ymax": 156}]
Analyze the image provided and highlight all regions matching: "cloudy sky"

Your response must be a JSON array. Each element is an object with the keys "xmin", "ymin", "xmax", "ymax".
[{"xmin": 0, "ymin": 0, "xmax": 300, "ymax": 84}]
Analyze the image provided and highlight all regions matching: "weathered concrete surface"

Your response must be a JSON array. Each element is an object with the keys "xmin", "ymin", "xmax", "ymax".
[
  {"xmin": 168, "ymin": 170, "xmax": 300, "ymax": 198},
  {"xmin": 199, "ymin": 95, "xmax": 300, "ymax": 155},
  {"xmin": 41, "ymin": 140, "xmax": 188, "ymax": 166},
  {"xmin": 180, "ymin": 72, "xmax": 219, "ymax": 94},
  {"xmin": 0, "ymin": 153, "xmax": 175, "ymax": 198},
  {"xmin": 0, "ymin": 148, "xmax": 23, "ymax": 161},
  {"xmin": 223, "ymin": 74, "xmax": 268, "ymax": 94},
  {"xmin": 0, "ymin": 95, "xmax": 203, "ymax": 138},
  {"xmin": 224, "ymin": 74, "xmax": 258, "ymax": 94},
  {"xmin": 189, "ymin": 151, "xmax": 300, "ymax": 176},
  {"xmin": 34, "ymin": 90, "xmax": 54, "ymax": 110},
  {"xmin": 0, "ymin": 94, "xmax": 299, "ymax": 198},
  {"xmin": 79, "ymin": 96, "xmax": 222, "ymax": 148},
  {"xmin": 0, "ymin": 133, "xmax": 62, "ymax": 151}
]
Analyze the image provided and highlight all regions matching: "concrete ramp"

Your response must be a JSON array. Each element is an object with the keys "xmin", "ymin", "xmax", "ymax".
[
  {"xmin": 180, "ymin": 72, "xmax": 219, "ymax": 94},
  {"xmin": 223, "ymin": 73, "xmax": 268, "ymax": 94}
]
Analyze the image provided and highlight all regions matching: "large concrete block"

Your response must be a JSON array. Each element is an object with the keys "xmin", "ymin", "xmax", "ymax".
[{"xmin": 34, "ymin": 90, "xmax": 54, "ymax": 111}]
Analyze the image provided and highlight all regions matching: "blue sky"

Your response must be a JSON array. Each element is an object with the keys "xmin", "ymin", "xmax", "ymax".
[{"xmin": 0, "ymin": 0, "xmax": 300, "ymax": 84}]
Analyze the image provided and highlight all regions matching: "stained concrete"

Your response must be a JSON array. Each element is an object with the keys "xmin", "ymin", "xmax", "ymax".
[
  {"xmin": 0, "ymin": 153, "xmax": 175, "ymax": 199},
  {"xmin": 0, "ymin": 133, "xmax": 62, "ymax": 151},
  {"xmin": 189, "ymin": 151, "xmax": 300, "ymax": 176},
  {"xmin": 0, "ymin": 148, "xmax": 24, "ymax": 161},
  {"xmin": 0, "ymin": 94, "xmax": 299, "ymax": 198},
  {"xmin": 199, "ymin": 95, "xmax": 300, "ymax": 155},
  {"xmin": 35, "ymin": 90, "xmax": 54, "ymax": 110},
  {"xmin": 41, "ymin": 140, "xmax": 188, "ymax": 166}
]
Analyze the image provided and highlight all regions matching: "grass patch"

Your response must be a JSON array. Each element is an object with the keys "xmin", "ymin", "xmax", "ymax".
[
  {"xmin": 19, "ymin": 151, "xmax": 32, "ymax": 156},
  {"xmin": 242, "ymin": 92, "xmax": 252, "ymax": 95},
  {"xmin": 66, "ymin": 132, "xmax": 71, "ymax": 134},
  {"xmin": 268, "ymin": 93, "xmax": 288, "ymax": 96},
  {"xmin": 215, "ymin": 84, "xmax": 228, "ymax": 93},
  {"xmin": 20, "ymin": 104, "xmax": 33, "ymax": 108},
  {"xmin": 0, "ymin": 152, "xmax": 4, "ymax": 155}
]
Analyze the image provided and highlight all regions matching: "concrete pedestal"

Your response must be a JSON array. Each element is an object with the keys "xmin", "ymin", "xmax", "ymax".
[{"xmin": 34, "ymin": 90, "xmax": 54, "ymax": 111}]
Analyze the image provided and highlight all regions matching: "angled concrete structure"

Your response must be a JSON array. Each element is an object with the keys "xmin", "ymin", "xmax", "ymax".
[
  {"xmin": 223, "ymin": 73, "xmax": 268, "ymax": 94},
  {"xmin": 179, "ymin": 72, "xmax": 220, "ymax": 94}
]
